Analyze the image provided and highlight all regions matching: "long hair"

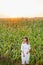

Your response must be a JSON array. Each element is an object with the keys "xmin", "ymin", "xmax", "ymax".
[{"xmin": 23, "ymin": 36, "xmax": 29, "ymax": 44}]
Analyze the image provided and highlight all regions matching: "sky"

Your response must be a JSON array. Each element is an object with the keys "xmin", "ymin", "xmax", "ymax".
[{"xmin": 0, "ymin": 0, "xmax": 43, "ymax": 18}]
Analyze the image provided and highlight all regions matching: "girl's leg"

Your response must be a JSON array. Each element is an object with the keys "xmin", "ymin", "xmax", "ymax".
[
  {"xmin": 22, "ymin": 61, "xmax": 26, "ymax": 65},
  {"xmin": 22, "ymin": 64, "xmax": 26, "ymax": 65},
  {"xmin": 26, "ymin": 64, "xmax": 29, "ymax": 65},
  {"xmin": 24, "ymin": 61, "xmax": 26, "ymax": 65}
]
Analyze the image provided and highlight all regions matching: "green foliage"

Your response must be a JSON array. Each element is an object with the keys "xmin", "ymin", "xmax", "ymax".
[{"xmin": 0, "ymin": 20, "xmax": 43, "ymax": 65}]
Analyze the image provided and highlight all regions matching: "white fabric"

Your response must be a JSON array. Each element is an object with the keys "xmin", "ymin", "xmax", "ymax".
[{"xmin": 21, "ymin": 43, "xmax": 31, "ymax": 64}]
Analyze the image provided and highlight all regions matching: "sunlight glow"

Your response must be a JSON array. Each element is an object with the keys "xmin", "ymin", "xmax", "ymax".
[{"xmin": 0, "ymin": 0, "xmax": 43, "ymax": 18}]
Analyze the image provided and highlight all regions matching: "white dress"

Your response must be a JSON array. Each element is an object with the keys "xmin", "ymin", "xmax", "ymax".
[{"xmin": 21, "ymin": 43, "xmax": 31, "ymax": 64}]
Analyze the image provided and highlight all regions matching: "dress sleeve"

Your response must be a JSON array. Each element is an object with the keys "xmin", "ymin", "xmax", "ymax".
[{"xmin": 29, "ymin": 44, "xmax": 31, "ymax": 50}]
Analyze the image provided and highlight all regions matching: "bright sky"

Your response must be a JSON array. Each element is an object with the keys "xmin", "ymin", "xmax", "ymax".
[{"xmin": 0, "ymin": 0, "xmax": 43, "ymax": 18}]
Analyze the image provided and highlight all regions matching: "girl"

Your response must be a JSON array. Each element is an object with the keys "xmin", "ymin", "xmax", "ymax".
[{"xmin": 21, "ymin": 37, "xmax": 31, "ymax": 65}]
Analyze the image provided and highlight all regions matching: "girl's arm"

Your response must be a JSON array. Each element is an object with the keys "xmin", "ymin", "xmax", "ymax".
[
  {"xmin": 21, "ymin": 42, "xmax": 24, "ymax": 53},
  {"xmin": 26, "ymin": 44, "xmax": 31, "ymax": 54},
  {"xmin": 26, "ymin": 49, "xmax": 31, "ymax": 54},
  {"xmin": 21, "ymin": 44, "xmax": 25, "ymax": 57}
]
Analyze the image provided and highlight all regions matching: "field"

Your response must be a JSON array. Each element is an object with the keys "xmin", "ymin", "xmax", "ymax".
[{"xmin": 0, "ymin": 18, "xmax": 43, "ymax": 65}]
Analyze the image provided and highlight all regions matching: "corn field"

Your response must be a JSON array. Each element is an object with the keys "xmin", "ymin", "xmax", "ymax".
[{"xmin": 0, "ymin": 19, "xmax": 43, "ymax": 65}]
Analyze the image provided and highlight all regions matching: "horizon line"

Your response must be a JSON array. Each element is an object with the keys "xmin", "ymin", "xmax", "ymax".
[{"xmin": 0, "ymin": 16, "xmax": 43, "ymax": 18}]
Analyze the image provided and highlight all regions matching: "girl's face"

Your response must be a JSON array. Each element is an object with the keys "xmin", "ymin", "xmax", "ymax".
[{"xmin": 23, "ymin": 38, "xmax": 27, "ymax": 43}]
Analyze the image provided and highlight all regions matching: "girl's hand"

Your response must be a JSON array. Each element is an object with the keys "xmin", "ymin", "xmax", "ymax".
[
  {"xmin": 26, "ymin": 49, "xmax": 31, "ymax": 54},
  {"xmin": 26, "ymin": 51, "xmax": 29, "ymax": 54},
  {"xmin": 21, "ymin": 51, "xmax": 25, "ymax": 57},
  {"xmin": 23, "ymin": 53, "xmax": 25, "ymax": 57}
]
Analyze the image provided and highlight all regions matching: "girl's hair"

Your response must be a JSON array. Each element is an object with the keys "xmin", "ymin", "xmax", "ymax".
[{"xmin": 23, "ymin": 36, "xmax": 29, "ymax": 44}]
